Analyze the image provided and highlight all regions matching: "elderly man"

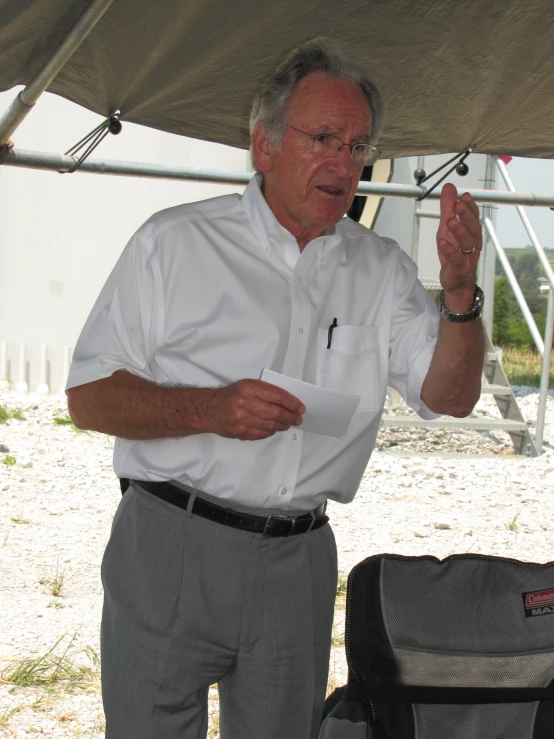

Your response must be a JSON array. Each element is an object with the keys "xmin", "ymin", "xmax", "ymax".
[{"xmin": 67, "ymin": 38, "xmax": 484, "ymax": 739}]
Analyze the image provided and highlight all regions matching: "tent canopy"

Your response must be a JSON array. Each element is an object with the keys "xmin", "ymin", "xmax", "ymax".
[{"xmin": 0, "ymin": 0, "xmax": 553, "ymax": 160}]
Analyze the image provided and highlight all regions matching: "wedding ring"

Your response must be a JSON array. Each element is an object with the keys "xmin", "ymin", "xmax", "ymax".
[{"xmin": 461, "ymin": 247, "xmax": 475, "ymax": 254}]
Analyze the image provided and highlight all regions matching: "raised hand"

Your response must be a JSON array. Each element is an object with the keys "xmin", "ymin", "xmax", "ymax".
[{"xmin": 436, "ymin": 183, "xmax": 482, "ymax": 305}]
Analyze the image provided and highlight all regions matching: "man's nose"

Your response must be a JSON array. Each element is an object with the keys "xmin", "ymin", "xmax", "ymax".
[{"xmin": 331, "ymin": 145, "xmax": 354, "ymax": 175}]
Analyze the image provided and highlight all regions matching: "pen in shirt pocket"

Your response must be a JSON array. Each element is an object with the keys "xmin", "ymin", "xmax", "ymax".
[{"xmin": 327, "ymin": 317, "xmax": 338, "ymax": 349}]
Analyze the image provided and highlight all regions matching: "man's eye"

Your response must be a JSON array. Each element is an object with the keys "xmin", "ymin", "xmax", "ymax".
[{"xmin": 313, "ymin": 134, "xmax": 329, "ymax": 143}]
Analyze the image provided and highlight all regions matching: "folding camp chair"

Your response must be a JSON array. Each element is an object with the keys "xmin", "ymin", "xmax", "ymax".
[{"xmin": 320, "ymin": 553, "xmax": 554, "ymax": 738}]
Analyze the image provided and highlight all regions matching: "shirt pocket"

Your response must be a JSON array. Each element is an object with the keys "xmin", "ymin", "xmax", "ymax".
[{"xmin": 317, "ymin": 325, "xmax": 383, "ymax": 411}]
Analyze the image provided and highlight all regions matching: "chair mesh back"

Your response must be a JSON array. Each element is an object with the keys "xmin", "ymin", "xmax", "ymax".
[{"xmin": 344, "ymin": 554, "xmax": 554, "ymax": 739}]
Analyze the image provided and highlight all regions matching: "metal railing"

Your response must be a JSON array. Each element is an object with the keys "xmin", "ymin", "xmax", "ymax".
[
  {"xmin": 0, "ymin": 341, "xmax": 72, "ymax": 397},
  {"xmin": 492, "ymin": 157, "xmax": 554, "ymax": 453},
  {"xmin": 415, "ymin": 155, "xmax": 554, "ymax": 452}
]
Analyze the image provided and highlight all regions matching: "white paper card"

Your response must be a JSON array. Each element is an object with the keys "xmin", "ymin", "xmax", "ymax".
[{"xmin": 260, "ymin": 369, "xmax": 361, "ymax": 437}]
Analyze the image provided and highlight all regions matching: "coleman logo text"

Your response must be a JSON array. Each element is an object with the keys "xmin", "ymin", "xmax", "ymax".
[
  {"xmin": 526, "ymin": 589, "xmax": 554, "ymax": 608},
  {"xmin": 522, "ymin": 587, "xmax": 554, "ymax": 618}
]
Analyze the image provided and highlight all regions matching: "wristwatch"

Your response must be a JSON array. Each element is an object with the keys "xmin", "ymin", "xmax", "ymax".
[{"xmin": 438, "ymin": 286, "xmax": 484, "ymax": 323}]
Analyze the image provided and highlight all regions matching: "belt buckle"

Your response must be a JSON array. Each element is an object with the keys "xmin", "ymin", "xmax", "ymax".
[{"xmin": 262, "ymin": 514, "xmax": 295, "ymax": 537}]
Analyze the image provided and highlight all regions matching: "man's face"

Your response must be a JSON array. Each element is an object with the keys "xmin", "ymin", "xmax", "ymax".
[{"xmin": 255, "ymin": 71, "xmax": 373, "ymax": 247}]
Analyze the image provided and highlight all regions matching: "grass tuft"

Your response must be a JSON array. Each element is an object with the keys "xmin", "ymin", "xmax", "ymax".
[
  {"xmin": 52, "ymin": 415, "xmax": 72, "ymax": 426},
  {"xmin": 1, "ymin": 633, "xmax": 100, "ymax": 693},
  {"xmin": 10, "ymin": 514, "xmax": 30, "ymax": 524},
  {"xmin": 2, "ymin": 454, "xmax": 16, "ymax": 466},
  {"xmin": 39, "ymin": 566, "xmax": 65, "ymax": 597},
  {"xmin": 53, "ymin": 414, "xmax": 89, "ymax": 434},
  {"xmin": 0, "ymin": 404, "xmax": 24, "ymax": 423},
  {"xmin": 0, "ymin": 701, "xmax": 24, "ymax": 732},
  {"xmin": 47, "ymin": 600, "xmax": 65, "ymax": 609}
]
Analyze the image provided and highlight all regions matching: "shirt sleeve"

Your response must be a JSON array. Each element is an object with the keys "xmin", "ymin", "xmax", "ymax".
[
  {"xmin": 387, "ymin": 246, "xmax": 441, "ymax": 420},
  {"xmin": 66, "ymin": 227, "xmax": 162, "ymax": 391}
]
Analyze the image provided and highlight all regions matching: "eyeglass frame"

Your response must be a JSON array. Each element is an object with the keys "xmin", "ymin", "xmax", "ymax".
[{"xmin": 270, "ymin": 120, "xmax": 379, "ymax": 166}]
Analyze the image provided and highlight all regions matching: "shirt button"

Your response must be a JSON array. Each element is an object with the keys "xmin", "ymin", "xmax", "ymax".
[
  {"xmin": 266, "ymin": 246, "xmax": 271, "ymax": 253},
  {"xmin": 281, "ymin": 487, "xmax": 288, "ymax": 495},
  {"xmin": 297, "ymin": 276, "xmax": 303, "ymax": 284},
  {"xmin": 297, "ymin": 327, "xmax": 304, "ymax": 335},
  {"xmin": 292, "ymin": 433, "xmax": 298, "ymax": 441},
  {"xmin": 279, "ymin": 231, "xmax": 286, "ymax": 238}
]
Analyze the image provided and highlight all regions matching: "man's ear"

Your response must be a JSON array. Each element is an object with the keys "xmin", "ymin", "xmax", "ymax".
[{"xmin": 251, "ymin": 124, "xmax": 274, "ymax": 174}]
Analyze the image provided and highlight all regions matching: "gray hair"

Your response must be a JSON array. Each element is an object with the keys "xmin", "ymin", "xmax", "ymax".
[{"xmin": 249, "ymin": 38, "xmax": 383, "ymax": 173}]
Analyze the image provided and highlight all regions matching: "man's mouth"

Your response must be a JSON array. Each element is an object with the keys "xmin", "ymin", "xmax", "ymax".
[{"xmin": 317, "ymin": 185, "xmax": 345, "ymax": 197}]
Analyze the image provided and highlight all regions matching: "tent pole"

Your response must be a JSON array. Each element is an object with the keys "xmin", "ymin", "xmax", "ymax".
[
  {"xmin": 479, "ymin": 154, "xmax": 497, "ymax": 337},
  {"xmin": 3, "ymin": 147, "xmax": 554, "ymax": 208},
  {"xmin": 0, "ymin": 0, "xmax": 115, "ymax": 145}
]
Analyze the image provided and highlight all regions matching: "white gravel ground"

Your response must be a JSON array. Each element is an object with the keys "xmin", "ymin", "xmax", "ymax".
[{"xmin": 1, "ymin": 387, "xmax": 553, "ymax": 737}]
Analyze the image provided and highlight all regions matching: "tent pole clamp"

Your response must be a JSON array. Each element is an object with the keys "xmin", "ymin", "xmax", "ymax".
[
  {"xmin": 62, "ymin": 113, "xmax": 122, "ymax": 173},
  {"xmin": 415, "ymin": 145, "xmax": 475, "ymax": 201}
]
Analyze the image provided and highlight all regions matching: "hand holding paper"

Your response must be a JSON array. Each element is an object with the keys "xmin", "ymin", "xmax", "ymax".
[{"xmin": 260, "ymin": 369, "xmax": 360, "ymax": 437}]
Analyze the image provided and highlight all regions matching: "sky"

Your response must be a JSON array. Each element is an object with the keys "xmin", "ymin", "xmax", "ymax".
[{"xmin": 494, "ymin": 158, "xmax": 554, "ymax": 250}]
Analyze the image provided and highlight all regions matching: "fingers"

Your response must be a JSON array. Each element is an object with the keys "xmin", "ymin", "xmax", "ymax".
[
  {"xmin": 238, "ymin": 394, "xmax": 303, "ymax": 433},
  {"xmin": 223, "ymin": 379, "xmax": 305, "ymax": 440},
  {"xmin": 438, "ymin": 188, "xmax": 481, "ymax": 255},
  {"xmin": 438, "ymin": 182, "xmax": 458, "ymax": 230},
  {"xmin": 253, "ymin": 380, "xmax": 306, "ymax": 416},
  {"xmin": 455, "ymin": 195, "xmax": 481, "ymax": 242}
]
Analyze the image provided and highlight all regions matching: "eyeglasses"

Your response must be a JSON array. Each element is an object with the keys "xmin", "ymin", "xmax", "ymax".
[{"xmin": 273, "ymin": 121, "xmax": 379, "ymax": 167}]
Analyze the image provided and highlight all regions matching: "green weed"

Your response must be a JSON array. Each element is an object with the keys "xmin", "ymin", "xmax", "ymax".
[
  {"xmin": 1, "ymin": 633, "xmax": 100, "ymax": 692},
  {"xmin": 53, "ymin": 415, "xmax": 89, "ymax": 434},
  {"xmin": 39, "ymin": 566, "xmax": 65, "ymax": 597},
  {"xmin": 10, "ymin": 514, "xmax": 30, "ymax": 524},
  {"xmin": 0, "ymin": 405, "xmax": 24, "ymax": 423}
]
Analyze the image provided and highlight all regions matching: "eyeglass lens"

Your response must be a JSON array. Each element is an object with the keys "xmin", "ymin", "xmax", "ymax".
[{"xmin": 312, "ymin": 135, "xmax": 374, "ymax": 165}]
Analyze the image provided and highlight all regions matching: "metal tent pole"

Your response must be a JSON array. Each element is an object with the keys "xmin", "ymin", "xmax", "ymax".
[
  {"xmin": 535, "ymin": 287, "xmax": 554, "ymax": 454},
  {"xmin": 480, "ymin": 155, "xmax": 497, "ymax": 336},
  {"xmin": 4, "ymin": 148, "xmax": 554, "ymax": 207},
  {"xmin": 0, "ymin": 0, "xmax": 116, "ymax": 146}
]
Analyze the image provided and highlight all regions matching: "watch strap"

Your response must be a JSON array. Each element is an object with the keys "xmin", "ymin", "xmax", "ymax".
[{"xmin": 439, "ymin": 286, "xmax": 484, "ymax": 323}]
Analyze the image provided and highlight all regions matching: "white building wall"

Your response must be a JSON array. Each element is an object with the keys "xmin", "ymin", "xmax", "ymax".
[
  {"xmin": 371, "ymin": 157, "xmax": 415, "ymax": 260},
  {"xmin": 0, "ymin": 89, "xmax": 249, "ymax": 394}
]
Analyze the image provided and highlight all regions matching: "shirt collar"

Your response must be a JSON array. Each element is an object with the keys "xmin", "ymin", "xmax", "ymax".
[
  {"xmin": 242, "ymin": 174, "xmax": 284, "ymax": 249},
  {"xmin": 241, "ymin": 175, "xmax": 341, "ymax": 256}
]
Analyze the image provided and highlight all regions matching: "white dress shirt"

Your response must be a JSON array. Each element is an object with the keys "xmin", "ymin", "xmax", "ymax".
[{"xmin": 68, "ymin": 176, "xmax": 440, "ymax": 511}]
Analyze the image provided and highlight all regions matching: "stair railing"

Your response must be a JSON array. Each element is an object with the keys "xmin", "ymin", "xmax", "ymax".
[
  {"xmin": 415, "ymin": 156, "xmax": 553, "ymax": 453},
  {"xmin": 493, "ymin": 157, "xmax": 554, "ymax": 453}
]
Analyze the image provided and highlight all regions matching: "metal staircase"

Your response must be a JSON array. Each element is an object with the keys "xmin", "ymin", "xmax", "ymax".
[
  {"xmin": 379, "ymin": 277, "xmax": 539, "ymax": 457},
  {"xmin": 380, "ymin": 329, "xmax": 539, "ymax": 457}
]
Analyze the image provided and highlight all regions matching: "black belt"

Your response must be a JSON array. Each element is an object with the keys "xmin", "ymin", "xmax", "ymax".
[{"xmin": 132, "ymin": 480, "xmax": 329, "ymax": 538}]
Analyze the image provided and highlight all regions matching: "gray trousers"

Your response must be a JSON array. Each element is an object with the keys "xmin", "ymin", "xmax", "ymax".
[{"xmin": 101, "ymin": 482, "xmax": 338, "ymax": 739}]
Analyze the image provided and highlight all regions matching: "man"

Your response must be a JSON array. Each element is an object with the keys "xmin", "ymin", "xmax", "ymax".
[{"xmin": 67, "ymin": 39, "xmax": 484, "ymax": 739}]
